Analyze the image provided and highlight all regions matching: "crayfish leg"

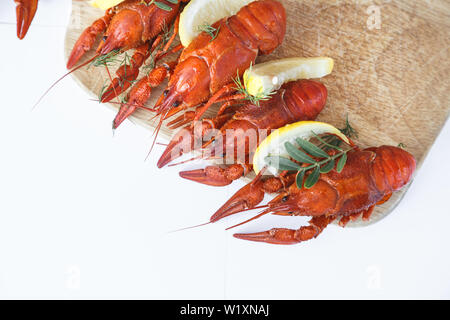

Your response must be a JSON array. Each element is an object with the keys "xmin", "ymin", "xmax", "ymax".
[
  {"xmin": 191, "ymin": 84, "xmax": 239, "ymax": 122},
  {"xmin": 233, "ymin": 216, "xmax": 335, "ymax": 245},
  {"xmin": 158, "ymin": 112, "xmax": 234, "ymax": 168},
  {"xmin": 112, "ymin": 64, "xmax": 170, "ymax": 129},
  {"xmin": 339, "ymin": 203, "xmax": 378, "ymax": 227}
]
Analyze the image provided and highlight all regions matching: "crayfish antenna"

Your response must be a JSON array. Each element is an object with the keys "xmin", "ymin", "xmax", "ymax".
[
  {"xmin": 167, "ymin": 221, "xmax": 212, "ymax": 234},
  {"xmin": 32, "ymin": 55, "xmax": 99, "ymax": 110},
  {"xmin": 225, "ymin": 207, "xmax": 271, "ymax": 231},
  {"xmin": 145, "ymin": 109, "xmax": 169, "ymax": 160},
  {"xmin": 167, "ymin": 155, "xmax": 204, "ymax": 167}
]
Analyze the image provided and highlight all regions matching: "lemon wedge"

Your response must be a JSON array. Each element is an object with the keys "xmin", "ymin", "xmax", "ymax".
[
  {"xmin": 179, "ymin": 0, "xmax": 253, "ymax": 47},
  {"xmin": 244, "ymin": 57, "xmax": 334, "ymax": 97},
  {"xmin": 253, "ymin": 121, "xmax": 350, "ymax": 175},
  {"xmin": 90, "ymin": 0, "xmax": 123, "ymax": 10}
]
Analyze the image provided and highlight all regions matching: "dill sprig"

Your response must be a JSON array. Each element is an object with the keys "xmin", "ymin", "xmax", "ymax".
[
  {"xmin": 119, "ymin": 95, "xmax": 129, "ymax": 104},
  {"xmin": 265, "ymin": 133, "xmax": 354, "ymax": 189},
  {"xmin": 97, "ymin": 80, "xmax": 109, "ymax": 103},
  {"xmin": 117, "ymin": 52, "xmax": 138, "ymax": 87},
  {"xmin": 91, "ymin": 49, "xmax": 120, "ymax": 68},
  {"xmin": 232, "ymin": 69, "xmax": 275, "ymax": 107},
  {"xmin": 340, "ymin": 115, "xmax": 358, "ymax": 139},
  {"xmin": 143, "ymin": 54, "xmax": 157, "ymax": 71},
  {"xmin": 320, "ymin": 115, "xmax": 358, "ymax": 149},
  {"xmin": 197, "ymin": 23, "xmax": 220, "ymax": 42},
  {"xmin": 160, "ymin": 22, "xmax": 171, "ymax": 47},
  {"xmin": 96, "ymin": 50, "xmax": 139, "ymax": 101},
  {"xmin": 140, "ymin": 0, "xmax": 177, "ymax": 11}
]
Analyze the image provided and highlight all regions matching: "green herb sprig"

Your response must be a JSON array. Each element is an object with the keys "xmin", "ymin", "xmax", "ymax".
[
  {"xmin": 197, "ymin": 23, "xmax": 218, "ymax": 40},
  {"xmin": 232, "ymin": 67, "xmax": 275, "ymax": 106},
  {"xmin": 340, "ymin": 115, "xmax": 358, "ymax": 138},
  {"xmin": 265, "ymin": 133, "xmax": 354, "ymax": 189},
  {"xmin": 140, "ymin": 0, "xmax": 178, "ymax": 11},
  {"xmin": 95, "ymin": 50, "xmax": 139, "ymax": 102},
  {"xmin": 320, "ymin": 115, "xmax": 357, "ymax": 149},
  {"xmin": 90, "ymin": 49, "xmax": 120, "ymax": 68},
  {"xmin": 98, "ymin": 80, "xmax": 109, "ymax": 102},
  {"xmin": 197, "ymin": 23, "xmax": 221, "ymax": 42}
]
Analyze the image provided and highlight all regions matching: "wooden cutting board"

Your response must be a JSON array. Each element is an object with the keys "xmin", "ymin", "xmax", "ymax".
[{"xmin": 65, "ymin": 0, "xmax": 450, "ymax": 227}]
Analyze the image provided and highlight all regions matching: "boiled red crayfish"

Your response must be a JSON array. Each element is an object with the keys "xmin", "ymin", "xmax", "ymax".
[
  {"xmin": 15, "ymin": 0, "xmax": 38, "ymax": 39},
  {"xmin": 66, "ymin": 0, "xmax": 189, "ymax": 103},
  {"xmin": 210, "ymin": 145, "xmax": 416, "ymax": 245},
  {"xmin": 157, "ymin": 80, "xmax": 328, "ymax": 187},
  {"xmin": 113, "ymin": 0, "xmax": 287, "ymax": 142}
]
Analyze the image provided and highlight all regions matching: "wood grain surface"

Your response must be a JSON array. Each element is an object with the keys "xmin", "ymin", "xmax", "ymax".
[{"xmin": 65, "ymin": 0, "xmax": 450, "ymax": 227}]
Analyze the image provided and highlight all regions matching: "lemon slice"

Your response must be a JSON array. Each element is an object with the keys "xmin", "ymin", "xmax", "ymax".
[
  {"xmin": 244, "ymin": 57, "xmax": 334, "ymax": 97},
  {"xmin": 179, "ymin": 0, "xmax": 254, "ymax": 47},
  {"xmin": 90, "ymin": 0, "xmax": 123, "ymax": 10},
  {"xmin": 253, "ymin": 121, "xmax": 350, "ymax": 175}
]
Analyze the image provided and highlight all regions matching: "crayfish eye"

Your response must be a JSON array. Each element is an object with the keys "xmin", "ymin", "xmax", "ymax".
[
  {"xmin": 172, "ymin": 101, "xmax": 181, "ymax": 107},
  {"xmin": 282, "ymin": 196, "xmax": 289, "ymax": 202},
  {"xmin": 102, "ymin": 36, "xmax": 108, "ymax": 41},
  {"xmin": 163, "ymin": 90, "xmax": 169, "ymax": 97}
]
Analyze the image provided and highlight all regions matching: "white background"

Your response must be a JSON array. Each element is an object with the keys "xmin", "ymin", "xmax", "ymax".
[{"xmin": 0, "ymin": 0, "xmax": 449, "ymax": 299}]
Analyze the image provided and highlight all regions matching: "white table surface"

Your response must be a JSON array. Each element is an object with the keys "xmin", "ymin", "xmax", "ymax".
[{"xmin": 0, "ymin": 0, "xmax": 449, "ymax": 300}]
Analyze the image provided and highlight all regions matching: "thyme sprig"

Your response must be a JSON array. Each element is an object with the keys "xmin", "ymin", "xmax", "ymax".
[{"xmin": 265, "ymin": 133, "xmax": 354, "ymax": 189}]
